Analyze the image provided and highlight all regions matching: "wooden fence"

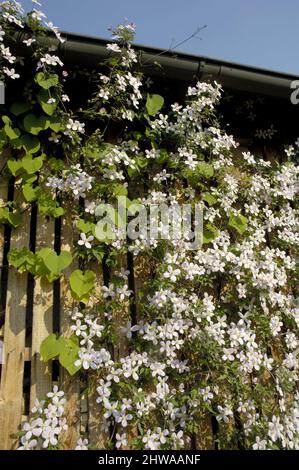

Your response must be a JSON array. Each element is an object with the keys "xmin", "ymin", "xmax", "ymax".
[{"xmin": 0, "ymin": 140, "xmax": 268, "ymax": 450}]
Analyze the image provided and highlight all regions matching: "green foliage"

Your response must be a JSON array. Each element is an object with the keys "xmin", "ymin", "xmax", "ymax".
[
  {"xmin": 23, "ymin": 114, "xmax": 49, "ymax": 135},
  {"xmin": 0, "ymin": 207, "xmax": 22, "ymax": 227},
  {"xmin": 146, "ymin": 94, "xmax": 164, "ymax": 116},
  {"xmin": 7, "ymin": 158, "xmax": 23, "ymax": 176},
  {"xmin": 12, "ymin": 134, "xmax": 41, "ymax": 154},
  {"xmin": 37, "ymin": 192, "xmax": 64, "ymax": 218},
  {"xmin": 77, "ymin": 218, "xmax": 96, "ymax": 235},
  {"xmin": 196, "ymin": 161, "xmax": 214, "ymax": 179},
  {"xmin": 2, "ymin": 115, "xmax": 20, "ymax": 140},
  {"xmin": 40, "ymin": 333, "xmax": 64, "ymax": 361},
  {"xmin": 10, "ymin": 102, "xmax": 31, "ymax": 116},
  {"xmin": 228, "ymin": 212, "xmax": 248, "ymax": 235},
  {"xmin": 22, "ymin": 183, "xmax": 40, "ymax": 202},
  {"xmin": 203, "ymin": 223, "xmax": 219, "ymax": 244},
  {"xmin": 42, "ymin": 250, "xmax": 72, "ymax": 276},
  {"xmin": 35, "ymin": 72, "xmax": 59, "ymax": 90},
  {"xmin": 203, "ymin": 192, "xmax": 218, "ymax": 206},
  {"xmin": 22, "ymin": 153, "xmax": 45, "ymax": 174},
  {"xmin": 40, "ymin": 334, "xmax": 81, "ymax": 376},
  {"xmin": 37, "ymin": 90, "xmax": 58, "ymax": 116},
  {"xmin": 8, "ymin": 248, "xmax": 72, "ymax": 281},
  {"xmin": 69, "ymin": 269, "xmax": 96, "ymax": 303}
]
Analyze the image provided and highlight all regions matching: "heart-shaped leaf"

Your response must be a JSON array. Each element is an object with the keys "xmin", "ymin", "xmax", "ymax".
[
  {"xmin": 4, "ymin": 124, "xmax": 20, "ymax": 140},
  {"xmin": 37, "ymin": 90, "xmax": 58, "ymax": 116},
  {"xmin": 8, "ymin": 247, "xmax": 32, "ymax": 269},
  {"xmin": 58, "ymin": 336, "xmax": 81, "ymax": 375},
  {"xmin": 7, "ymin": 159, "xmax": 23, "ymax": 176},
  {"xmin": 23, "ymin": 183, "xmax": 40, "ymax": 202},
  {"xmin": 35, "ymin": 72, "xmax": 59, "ymax": 90},
  {"xmin": 10, "ymin": 102, "xmax": 31, "ymax": 116},
  {"xmin": 23, "ymin": 114, "xmax": 49, "ymax": 135},
  {"xmin": 228, "ymin": 213, "xmax": 248, "ymax": 235},
  {"xmin": 146, "ymin": 94, "xmax": 164, "ymax": 116},
  {"xmin": 22, "ymin": 154, "xmax": 45, "ymax": 174},
  {"xmin": 43, "ymin": 250, "xmax": 73, "ymax": 276},
  {"xmin": 40, "ymin": 334, "xmax": 64, "ymax": 361},
  {"xmin": 69, "ymin": 269, "xmax": 96, "ymax": 303},
  {"xmin": 13, "ymin": 134, "xmax": 41, "ymax": 154}
]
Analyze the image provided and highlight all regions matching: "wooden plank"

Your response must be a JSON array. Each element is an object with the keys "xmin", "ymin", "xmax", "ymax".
[
  {"xmin": 0, "ymin": 187, "xmax": 31, "ymax": 449},
  {"xmin": 29, "ymin": 213, "xmax": 55, "ymax": 409},
  {"xmin": 87, "ymin": 261, "xmax": 108, "ymax": 449},
  {"xmin": 59, "ymin": 212, "xmax": 80, "ymax": 450},
  {"xmin": 0, "ymin": 177, "xmax": 8, "ymax": 367}
]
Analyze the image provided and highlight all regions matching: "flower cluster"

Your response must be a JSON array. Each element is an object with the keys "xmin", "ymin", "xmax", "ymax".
[{"xmin": 18, "ymin": 387, "xmax": 67, "ymax": 450}]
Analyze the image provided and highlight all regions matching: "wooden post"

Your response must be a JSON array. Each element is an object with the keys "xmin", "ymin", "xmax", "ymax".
[
  {"xmin": 87, "ymin": 261, "xmax": 108, "ymax": 449},
  {"xmin": 29, "ymin": 213, "xmax": 55, "ymax": 409},
  {"xmin": 0, "ymin": 188, "xmax": 31, "ymax": 449},
  {"xmin": 59, "ymin": 212, "xmax": 80, "ymax": 449}
]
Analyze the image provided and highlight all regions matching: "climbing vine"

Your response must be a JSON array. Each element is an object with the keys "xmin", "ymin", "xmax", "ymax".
[{"xmin": 0, "ymin": 0, "xmax": 298, "ymax": 451}]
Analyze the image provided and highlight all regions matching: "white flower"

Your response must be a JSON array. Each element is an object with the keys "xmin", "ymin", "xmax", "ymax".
[
  {"xmin": 17, "ymin": 437, "xmax": 37, "ymax": 450},
  {"xmin": 23, "ymin": 38, "xmax": 36, "ymax": 47},
  {"xmin": 66, "ymin": 118, "xmax": 85, "ymax": 134},
  {"xmin": 75, "ymin": 437, "xmax": 89, "ymax": 450},
  {"xmin": 98, "ymin": 89, "xmax": 110, "ymax": 100},
  {"xmin": 150, "ymin": 362, "xmax": 166, "ymax": 377},
  {"xmin": 253, "ymin": 436, "xmax": 267, "ymax": 450},
  {"xmin": 40, "ymin": 54, "xmax": 64, "ymax": 67},
  {"xmin": 71, "ymin": 319, "xmax": 88, "ymax": 336},
  {"xmin": 106, "ymin": 43, "xmax": 121, "ymax": 53},
  {"xmin": 78, "ymin": 233, "xmax": 94, "ymax": 249},
  {"xmin": 115, "ymin": 433, "xmax": 127, "ymax": 449},
  {"xmin": 3, "ymin": 67, "xmax": 19, "ymax": 79},
  {"xmin": 47, "ymin": 386, "xmax": 64, "ymax": 405}
]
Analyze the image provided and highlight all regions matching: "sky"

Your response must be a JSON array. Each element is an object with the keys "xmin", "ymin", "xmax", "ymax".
[{"xmin": 21, "ymin": 0, "xmax": 299, "ymax": 75}]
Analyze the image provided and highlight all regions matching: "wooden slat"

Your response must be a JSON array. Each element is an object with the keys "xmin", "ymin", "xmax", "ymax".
[
  {"xmin": 0, "ymin": 188, "xmax": 31, "ymax": 449},
  {"xmin": 0, "ymin": 178, "xmax": 7, "ymax": 269},
  {"xmin": 87, "ymin": 261, "xmax": 108, "ymax": 449},
  {"xmin": 0, "ymin": 178, "xmax": 8, "ymax": 369},
  {"xmin": 29, "ymin": 213, "xmax": 55, "ymax": 409},
  {"xmin": 59, "ymin": 212, "xmax": 80, "ymax": 450}
]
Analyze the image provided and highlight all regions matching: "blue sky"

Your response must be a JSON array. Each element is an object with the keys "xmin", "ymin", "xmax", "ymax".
[{"xmin": 22, "ymin": 0, "xmax": 299, "ymax": 75}]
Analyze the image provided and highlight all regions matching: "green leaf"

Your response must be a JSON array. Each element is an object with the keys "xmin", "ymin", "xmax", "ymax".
[
  {"xmin": 58, "ymin": 336, "xmax": 81, "ymax": 376},
  {"xmin": 35, "ymin": 72, "xmax": 59, "ymax": 90},
  {"xmin": 3, "ymin": 123, "xmax": 20, "ymax": 140},
  {"xmin": 10, "ymin": 102, "xmax": 31, "ymax": 116},
  {"xmin": 196, "ymin": 162, "xmax": 214, "ymax": 179},
  {"xmin": 23, "ymin": 183, "xmax": 40, "ymax": 202},
  {"xmin": 8, "ymin": 247, "xmax": 32, "ymax": 270},
  {"xmin": 40, "ymin": 334, "xmax": 64, "ymax": 361},
  {"xmin": 113, "ymin": 184, "xmax": 128, "ymax": 197},
  {"xmin": 228, "ymin": 213, "xmax": 248, "ymax": 235},
  {"xmin": 48, "ymin": 157, "xmax": 64, "ymax": 171},
  {"xmin": 13, "ymin": 134, "xmax": 41, "ymax": 154},
  {"xmin": 47, "ymin": 117, "xmax": 63, "ymax": 133},
  {"xmin": 23, "ymin": 114, "xmax": 49, "ymax": 135},
  {"xmin": 2, "ymin": 116, "xmax": 11, "ymax": 125},
  {"xmin": 7, "ymin": 159, "xmax": 23, "ymax": 176},
  {"xmin": 77, "ymin": 219, "xmax": 95, "ymax": 234},
  {"xmin": 146, "ymin": 94, "xmax": 164, "ymax": 116},
  {"xmin": 69, "ymin": 269, "xmax": 96, "ymax": 303},
  {"xmin": 22, "ymin": 154, "xmax": 45, "ymax": 174},
  {"xmin": 7, "ymin": 211, "xmax": 22, "ymax": 227},
  {"xmin": 37, "ymin": 192, "xmax": 64, "ymax": 218},
  {"xmin": 203, "ymin": 224, "xmax": 219, "ymax": 244},
  {"xmin": 203, "ymin": 192, "xmax": 217, "ymax": 206},
  {"xmin": 37, "ymin": 90, "xmax": 58, "ymax": 116},
  {"xmin": 43, "ymin": 250, "xmax": 72, "ymax": 276}
]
